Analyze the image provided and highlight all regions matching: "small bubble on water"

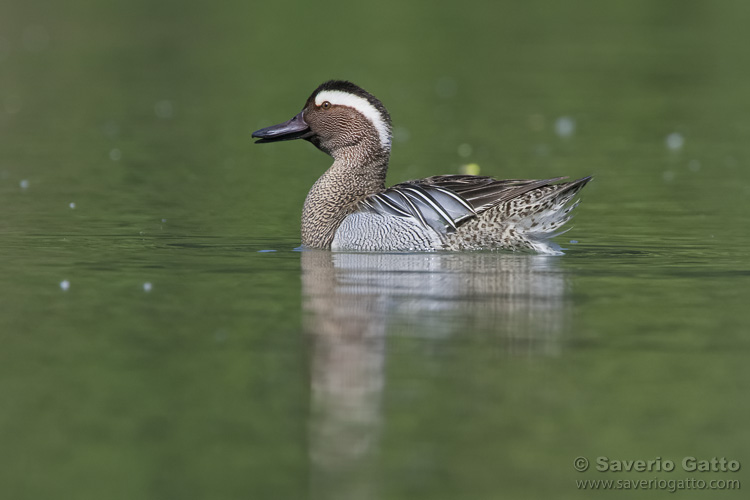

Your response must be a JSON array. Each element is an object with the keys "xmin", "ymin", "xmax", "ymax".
[
  {"xmin": 663, "ymin": 170, "xmax": 675, "ymax": 182},
  {"xmin": 666, "ymin": 132, "xmax": 684, "ymax": 151},
  {"xmin": 161, "ymin": 218, "xmax": 167, "ymax": 223},
  {"xmin": 109, "ymin": 148, "xmax": 122, "ymax": 161},
  {"xmin": 60, "ymin": 280, "xmax": 70, "ymax": 291},
  {"xmin": 688, "ymin": 159, "xmax": 701, "ymax": 172},
  {"xmin": 20, "ymin": 179, "xmax": 30, "ymax": 189},
  {"xmin": 143, "ymin": 282, "xmax": 152, "ymax": 292},
  {"xmin": 69, "ymin": 202, "xmax": 76, "ymax": 209},
  {"xmin": 154, "ymin": 100, "xmax": 174, "ymax": 119},
  {"xmin": 555, "ymin": 116, "xmax": 576, "ymax": 138}
]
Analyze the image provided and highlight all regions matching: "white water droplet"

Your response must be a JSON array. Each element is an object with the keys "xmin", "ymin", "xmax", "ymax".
[
  {"xmin": 666, "ymin": 132, "xmax": 684, "ymax": 151},
  {"xmin": 143, "ymin": 282, "xmax": 152, "ymax": 292},
  {"xmin": 69, "ymin": 202, "xmax": 76, "ymax": 209},
  {"xmin": 60, "ymin": 280, "xmax": 70, "ymax": 291},
  {"xmin": 555, "ymin": 116, "xmax": 576, "ymax": 138},
  {"xmin": 20, "ymin": 179, "xmax": 30, "ymax": 189}
]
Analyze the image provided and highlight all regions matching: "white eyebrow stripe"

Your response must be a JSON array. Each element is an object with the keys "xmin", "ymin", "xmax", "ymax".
[{"xmin": 314, "ymin": 90, "xmax": 391, "ymax": 149}]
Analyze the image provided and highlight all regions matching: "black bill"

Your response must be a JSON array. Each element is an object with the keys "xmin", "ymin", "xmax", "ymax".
[{"xmin": 252, "ymin": 111, "xmax": 312, "ymax": 143}]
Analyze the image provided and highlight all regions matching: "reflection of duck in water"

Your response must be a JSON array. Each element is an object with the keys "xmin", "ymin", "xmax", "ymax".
[
  {"xmin": 302, "ymin": 250, "xmax": 569, "ymax": 498},
  {"xmin": 254, "ymin": 80, "xmax": 591, "ymax": 254},
  {"xmin": 302, "ymin": 251, "xmax": 568, "ymax": 352}
]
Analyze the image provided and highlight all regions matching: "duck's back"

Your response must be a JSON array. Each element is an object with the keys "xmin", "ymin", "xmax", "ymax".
[{"xmin": 331, "ymin": 175, "xmax": 592, "ymax": 254}]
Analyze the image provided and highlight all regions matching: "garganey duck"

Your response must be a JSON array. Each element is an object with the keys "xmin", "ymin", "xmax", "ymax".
[{"xmin": 252, "ymin": 80, "xmax": 591, "ymax": 254}]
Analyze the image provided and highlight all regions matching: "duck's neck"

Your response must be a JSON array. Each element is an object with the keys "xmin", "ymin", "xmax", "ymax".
[{"xmin": 302, "ymin": 146, "xmax": 389, "ymax": 248}]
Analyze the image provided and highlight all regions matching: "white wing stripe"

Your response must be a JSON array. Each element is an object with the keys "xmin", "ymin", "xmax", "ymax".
[
  {"xmin": 369, "ymin": 193, "xmax": 411, "ymax": 217},
  {"xmin": 433, "ymin": 186, "xmax": 476, "ymax": 213},
  {"xmin": 391, "ymin": 190, "xmax": 428, "ymax": 227},
  {"xmin": 401, "ymin": 187, "xmax": 457, "ymax": 229}
]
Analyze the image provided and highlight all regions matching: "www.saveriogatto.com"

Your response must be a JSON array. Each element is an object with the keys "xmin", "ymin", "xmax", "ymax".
[{"xmin": 573, "ymin": 456, "xmax": 741, "ymax": 493}]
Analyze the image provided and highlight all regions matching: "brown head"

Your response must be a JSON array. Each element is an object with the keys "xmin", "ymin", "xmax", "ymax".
[{"xmin": 252, "ymin": 80, "xmax": 392, "ymax": 160}]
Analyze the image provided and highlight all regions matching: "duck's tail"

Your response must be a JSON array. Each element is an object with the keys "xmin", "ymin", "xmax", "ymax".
[
  {"xmin": 445, "ymin": 175, "xmax": 592, "ymax": 254},
  {"xmin": 516, "ymin": 176, "xmax": 592, "ymax": 254}
]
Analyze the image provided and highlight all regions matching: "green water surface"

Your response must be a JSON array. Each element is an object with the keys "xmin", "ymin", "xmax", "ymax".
[{"xmin": 1, "ymin": 1, "xmax": 749, "ymax": 499}]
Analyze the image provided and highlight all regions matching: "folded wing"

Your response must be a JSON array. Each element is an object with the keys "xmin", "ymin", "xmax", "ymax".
[{"xmin": 358, "ymin": 175, "xmax": 573, "ymax": 235}]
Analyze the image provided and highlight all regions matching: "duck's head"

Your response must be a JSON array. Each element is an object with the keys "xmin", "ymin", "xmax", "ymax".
[{"xmin": 252, "ymin": 80, "xmax": 392, "ymax": 158}]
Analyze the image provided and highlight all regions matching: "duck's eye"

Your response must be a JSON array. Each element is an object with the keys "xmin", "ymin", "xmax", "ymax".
[{"xmin": 321, "ymin": 101, "xmax": 331, "ymax": 109}]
